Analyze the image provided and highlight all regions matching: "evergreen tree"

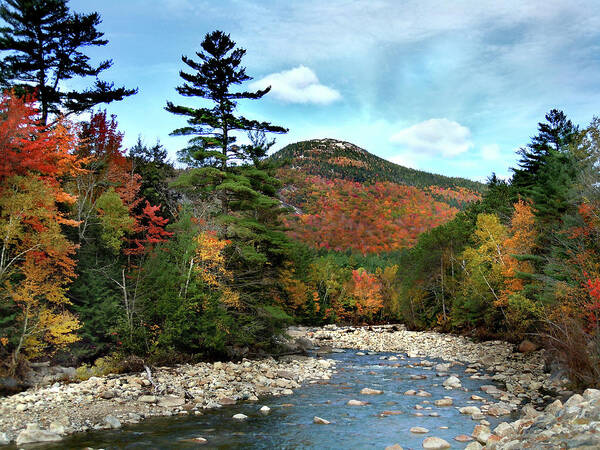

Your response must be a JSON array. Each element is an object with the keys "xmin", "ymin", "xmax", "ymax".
[
  {"xmin": 166, "ymin": 30, "xmax": 292, "ymax": 346},
  {"xmin": 0, "ymin": 0, "xmax": 136, "ymax": 124},
  {"xmin": 512, "ymin": 109, "xmax": 578, "ymax": 190}
]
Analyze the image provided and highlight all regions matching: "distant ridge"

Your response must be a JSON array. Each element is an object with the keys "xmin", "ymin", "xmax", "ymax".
[{"xmin": 271, "ymin": 138, "xmax": 485, "ymax": 192}]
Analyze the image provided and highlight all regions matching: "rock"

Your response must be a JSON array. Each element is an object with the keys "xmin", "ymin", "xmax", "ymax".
[
  {"xmin": 218, "ymin": 397, "xmax": 236, "ymax": 406},
  {"xmin": 564, "ymin": 393, "xmax": 584, "ymax": 407},
  {"xmin": 545, "ymin": 399, "xmax": 563, "ymax": 415},
  {"xmin": 471, "ymin": 395, "xmax": 486, "ymax": 401},
  {"xmin": 100, "ymin": 389, "xmax": 116, "ymax": 399},
  {"xmin": 454, "ymin": 434, "xmax": 473, "ymax": 442},
  {"xmin": 360, "ymin": 387, "xmax": 383, "ymax": 395},
  {"xmin": 16, "ymin": 425, "xmax": 62, "ymax": 445},
  {"xmin": 410, "ymin": 426, "xmax": 429, "ymax": 433},
  {"xmin": 471, "ymin": 424, "xmax": 491, "ymax": 444},
  {"xmin": 442, "ymin": 376, "xmax": 461, "ymax": 389},
  {"xmin": 435, "ymin": 363, "xmax": 450, "ymax": 372},
  {"xmin": 464, "ymin": 442, "xmax": 483, "ymax": 450},
  {"xmin": 493, "ymin": 422, "xmax": 515, "ymax": 438},
  {"xmin": 583, "ymin": 388, "xmax": 600, "ymax": 403},
  {"xmin": 487, "ymin": 404, "xmax": 511, "ymax": 417},
  {"xmin": 313, "ymin": 416, "xmax": 330, "ymax": 424},
  {"xmin": 158, "ymin": 396, "xmax": 185, "ymax": 408},
  {"xmin": 518, "ymin": 340, "xmax": 537, "ymax": 353},
  {"xmin": 282, "ymin": 388, "xmax": 294, "ymax": 395},
  {"xmin": 404, "ymin": 389, "xmax": 417, "ymax": 395},
  {"xmin": 138, "ymin": 394, "xmax": 157, "ymax": 403},
  {"xmin": 232, "ymin": 413, "xmax": 248, "ymax": 420},
  {"xmin": 459, "ymin": 406, "xmax": 482, "ymax": 415},
  {"xmin": 434, "ymin": 398, "xmax": 453, "ymax": 406},
  {"xmin": 385, "ymin": 445, "xmax": 403, "ymax": 450},
  {"xmin": 259, "ymin": 405, "xmax": 271, "ymax": 414},
  {"xmin": 0, "ymin": 432, "xmax": 9, "ymax": 445},
  {"xmin": 347, "ymin": 399, "xmax": 368, "ymax": 406},
  {"xmin": 422, "ymin": 436, "xmax": 451, "ymax": 449},
  {"xmin": 104, "ymin": 415, "xmax": 121, "ymax": 429},
  {"xmin": 48, "ymin": 421, "xmax": 66, "ymax": 434}
]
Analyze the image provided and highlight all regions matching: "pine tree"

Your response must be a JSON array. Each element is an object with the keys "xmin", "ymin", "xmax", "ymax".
[
  {"xmin": 512, "ymin": 109, "xmax": 578, "ymax": 190},
  {"xmin": 0, "ymin": 0, "xmax": 136, "ymax": 124},
  {"xmin": 166, "ymin": 30, "xmax": 292, "ymax": 346}
]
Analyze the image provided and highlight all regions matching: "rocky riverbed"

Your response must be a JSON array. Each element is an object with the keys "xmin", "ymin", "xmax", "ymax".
[
  {"xmin": 0, "ymin": 356, "xmax": 334, "ymax": 446},
  {"xmin": 1, "ymin": 324, "xmax": 598, "ymax": 449}
]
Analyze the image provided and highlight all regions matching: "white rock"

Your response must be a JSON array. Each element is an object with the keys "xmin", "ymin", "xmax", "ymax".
[
  {"xmin": 459, "ymin": 406, "xmax": 482, "ymax": 415},
  {"xmin": 313, "ymin": 416, "xmax": 330, "ymax": 424},
  {"xmin": 232, "ymin": 413, "xmax": 248, "ymax": 420},
  {"xmin": 410, "ymin": 426, "xmax": 429, "ymax": 433},
  {"xmin": 464, "ymin": 442, "xmax": 483, "ymax": 450},
  {"xmin": 104, "ymin": 415, "xmax": 121, "ymax": 429},
  {"xmin": 471, "ymin": 424, "xmax": 491, "ymax": 444},
  {"xmin": 443, "ymin": 376, "xmax": 461, "ymax": 389},
  {"xmin": 434, "ymin": 398, "xmax": 453, "ymax": 406},
  {"xmin": 422, "ymin": 436, "xmax": 451, "ymax": 449},
  {"xmin": 0, "ymin": 432, "xmax": 9, "ymax": 445},
  {"xmin": 360, "ymin": 387, "xmax": 383, "ymax": 395},
  {"xmin": 259, "ymin": 406, "xmax": 271, "ymax": 414},
  {"xmin": 16, "ymin": 428, "xmax": 62, "ymax": 445},
  {"xmin": 347, "ymin": 399, "xmax": 368, "ymax": 406}
]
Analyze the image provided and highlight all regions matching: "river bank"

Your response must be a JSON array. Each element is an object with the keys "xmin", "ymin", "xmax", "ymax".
[{"xmin": 0, "ymin": 324, "xmax": 597, "ymax": 448}]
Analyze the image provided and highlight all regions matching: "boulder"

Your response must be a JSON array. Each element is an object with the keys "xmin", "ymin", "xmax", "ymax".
[
  {"xmin": 464, "ymin": 442, "xmax": 483, "ymax": 450},
  {"xmin": 104, "ymin": 415, "xmax": 121, "ymax": 429},
  {"xmin": 493, "ymin": 422, "xmax": 515, "ymax": 438},
  {"xmin": 404, "ymin": 389, "xmax": 417, "ymax": 395},
  {"xmin": 416, "ymin": 390, "xmax": 432, "ymax": 397},
  {"xmin": 410, "ymin": 427, "xmax": 429, "ymax": 433},
  {"xmin": 313, "ymin": 416, "xmax": 330, "ymax": 424},
  {"xmin": 472, "ymin": 424, "xmax": 491, "ymax": 444},
  {"xmin": 434, "ymin": 398, "xmax": 453, "ymax": 406},
  {"xmin": 518, "ymin": 340, "xmax": 537, "ymax": 353},
  {"xmin": 347, "ymin": 399, "xmax": 368, "ymax": 406},
  {"xmin": 232, "ymin": 413, "xmax": 248, "ymax": 420},
  {"xmin": 259, "ymin": 406, "xmax": 271, "ymax": 414},
  {"xmin": 16, "ymin": 424, "xmax": 62, "ymax": 445},
  {"xmin": 360, "ymin": 387, "xmax": 383, "ymax": 395},
  {"xmin": 435, "ymin": 363, "xmax": 450, "ymax": 372},
  {"xmin": 422, "ymin": 437, "xmax": 451, "ymax": 449},
  {"xmin": 459, "ymin": 406, "xmax": 482, "ymax": 415},
  {"xmin": 443, "ymin": 376, "xmax": 461, "ymax": 389},
  {"xmin": 158, "ymin": 396, "xmax": 185, "ymax": 408}
]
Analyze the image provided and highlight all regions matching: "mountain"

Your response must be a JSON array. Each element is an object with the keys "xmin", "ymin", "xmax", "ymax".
[
  {"xmin": 271, "ymin": 138, "xmax": 485, "ymax": 192},
  {"xmin": 271, "ymin": 138, "xmax": 484, "ymax": 254}
]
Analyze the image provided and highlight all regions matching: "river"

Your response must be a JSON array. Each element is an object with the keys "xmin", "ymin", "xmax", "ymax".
[{"xmin": 27, "ymin": 350, "xmax": 505, "ymax": 449}]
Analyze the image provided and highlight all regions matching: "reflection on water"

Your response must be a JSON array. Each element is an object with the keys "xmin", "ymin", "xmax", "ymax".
[{"xmin": 30, "ymin": 351, "xmax": 505, "ymax": 449}]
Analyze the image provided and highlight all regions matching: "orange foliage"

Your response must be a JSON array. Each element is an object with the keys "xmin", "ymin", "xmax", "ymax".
[{"xmin": 281, "ymin": 173, "xmax": 463, "ymax": 254}]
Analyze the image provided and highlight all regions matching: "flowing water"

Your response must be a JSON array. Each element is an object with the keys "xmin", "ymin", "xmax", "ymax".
[{"xmin": 31, "ymin": 351, "xmax": 507, "ymax": 449}]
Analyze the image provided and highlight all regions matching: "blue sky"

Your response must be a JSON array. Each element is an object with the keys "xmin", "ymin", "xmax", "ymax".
[{"xmin": 70, "ymin": 0, "xmax": 600, "ymax": 181}]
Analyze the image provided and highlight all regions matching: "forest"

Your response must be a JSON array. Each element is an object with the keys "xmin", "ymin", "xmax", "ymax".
[{"xmin": 0, "ymin": 0, "xmax": 599, "ymax": 393}]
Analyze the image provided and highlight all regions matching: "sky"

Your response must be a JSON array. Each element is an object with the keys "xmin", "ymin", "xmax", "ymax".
[{"xmin": 69, "ymin": 0, "xmax": 600, "ymax": 181}]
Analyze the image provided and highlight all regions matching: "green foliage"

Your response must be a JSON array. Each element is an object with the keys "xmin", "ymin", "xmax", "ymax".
[
  {"xmin": 0, "ymin": 0, "xmax": 136, "ymax": 124},
  {"xmin": 95, "ymin": 188, "xmax": 134, "ymax": 253}
]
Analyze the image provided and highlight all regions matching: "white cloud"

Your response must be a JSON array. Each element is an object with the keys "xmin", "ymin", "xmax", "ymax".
[
  {"xmin": 249, "ymin": 66, "xmax": 341, "ymax": 105},
  {"xmin": 389, "ymin": 118, "xmax": 473, "ymax": 157},
  {"xmin": 389, "ymin": 152, "xmax": 420, "ymax": 170},
  {"xmin": 480, "ymin": 143, "xmax": 501, "ymax": 161}
]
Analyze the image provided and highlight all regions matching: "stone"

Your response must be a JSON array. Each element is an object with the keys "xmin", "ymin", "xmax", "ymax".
[
  {"xmin": 471, "ymin": 424, "xmax": 491, "ymax": 444},
  {"xmin": 138, "ymin": 394, "xmax": 157, "ymax": 403},
  {"xmin": 100, "ymin": 389, "xmax": 116, "ymax": 399},
  {"xmin": 464, "ymin": 443, "xmax": 483, "ymax": 450},
  {"xmin": 48, "ymin": 421, "xmax": 66, "ymax": 434},
  {"xmin": 16, "ymin": 427, "xmax": 62, "ymax": 445},
  {"xmin": 416, "ymin": 390, "xmax": 432, "ymax": 397},
  {"xmin": 404, "ymin": 389, "xmax": 417, "ymax": 395},
  {"xmin": 232, "ymin": 413, "xmax": 248, "ymax": 420},
  {"xmin": 422, "ymin": 437, "xmax": 451, "ymax": 449},
  {"xmin": 347, "ymin": 399, "xmax": 368, "ymax": 406},
  {"xmin": 471, "ymin": 395, "xmax": 486, "ymax": 401},
  {"xmin": 259, "ymin": 405, "xmax": 271, "ymax": 414},
  {"xmin": 459, "ymin": 406, "xmax": 482, "ymax": 415},
  {"xmin": 104, "ymin": 415, "xmax": 121, "ymax": 429},
  {"xmin": 435, "ymin": 363, "xmax": 450, "ymax": 372},
  {"xmin": 487, "ymin": 404, "xmax": 511, "ymax": 417},
  {"xmin": 218, "ymin": 397, "xmax": 236, "ymax": 406},
  {"xmin": 442, "ymin": 376, "xmax": 461, "ymax": 389},
  {"xmin": 385, "ymin": 445, "xmax": 403, "ymax": 450},
  {"xmin": 583, "ymin": 388, "xmax": 600, "ymax": 403},
  {"xmin": 564, "ymin": 393, "xmax": 584, "ymax": 408},
  {"xmin": 313, "ymin": 416, "xmax": 330, "ymax": 424},
  {"xmin": 410, "ymin": 427, "xmax": 429, "ymax": 433},
  {"xmin": 434, "ymin": 398, "xmax": 453, "ymax": 406},
  {"xmin": 0, "ymin": 432, "xmax": 9, "ymax": 445},
  {"xmin": 380, "ymin": 410, "xmax": 404, "ymax": 416},
  {"xmin": 454, "ymin": 434, "xmax": 473, "ymax": 442},
  {"xmin": 158, "ymin": 396, "xmax": 185, "ymax": 408},
  {"xmin": 360, "ymin": 387, "xmax": 383, "ymax": 395},
  {"xmin": 282, "ymin": 389, "xmax": 294, "ymax": 395},
  {"xmin": 518, "ymin": 340, "xmax": 537, "ymax": 353},
  {"xmin": 493, "ymin": 422, "xmax": 515, "ymax": 438}
]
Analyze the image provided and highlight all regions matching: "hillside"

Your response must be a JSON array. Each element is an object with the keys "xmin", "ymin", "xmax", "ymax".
[
  {"xmin": 272, "ymin": 138, "xmax": 483, "ymax": 254},
  {"xmin": 271, "ymin": 138, "xmax": 485, "ymax": 192}
]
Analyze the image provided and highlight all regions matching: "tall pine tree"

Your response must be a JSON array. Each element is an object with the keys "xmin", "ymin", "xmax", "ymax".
[
  {"xmin": 166, "ymin": 31, "xmax": 291, "ymax": 347},
  {"xmin": 0, "ymin": 0, "xmax": 136, "ymax": 124}
]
